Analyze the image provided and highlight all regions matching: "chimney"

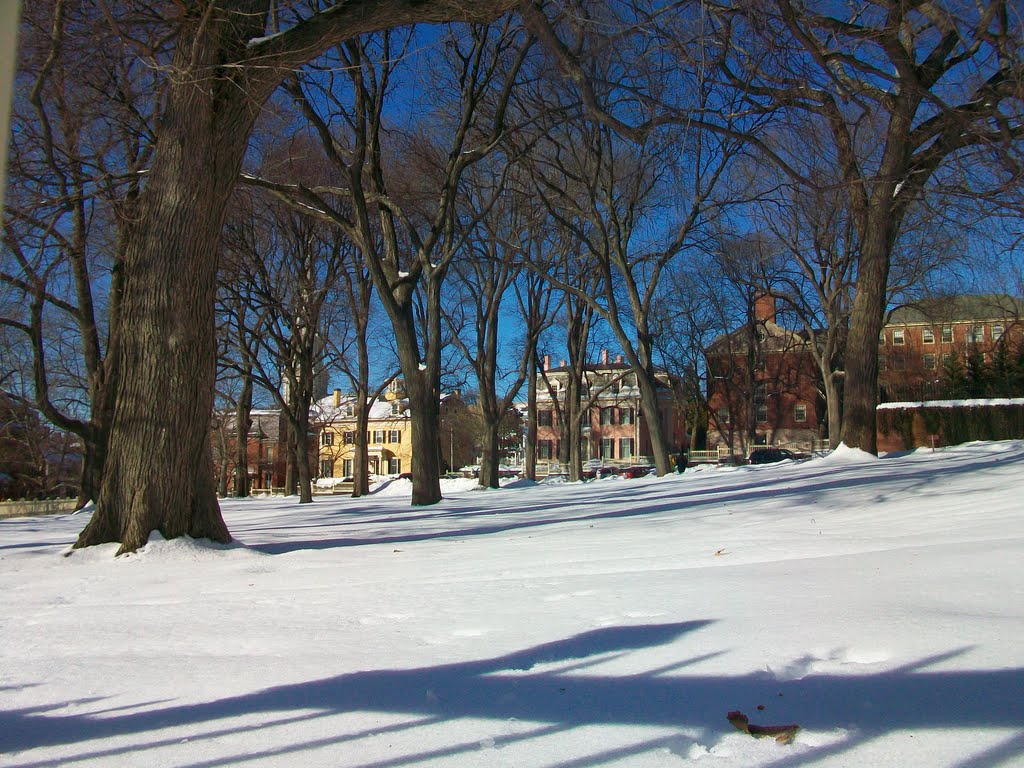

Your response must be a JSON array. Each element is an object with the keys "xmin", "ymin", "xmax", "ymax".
[
  {"xmin": 333, "ymin": 388, "xmax": 341, "ymax": 407},
  {"xmin": 543, "ymin": 354, "xmax": 551, "ymax": 371},
  {"xmin": 754, "ymin": 293, "xmax": 776, "ymax": 324},
  {"xmin": 600, "ymin": 348, "xmax": 608, "ymax": 365}
]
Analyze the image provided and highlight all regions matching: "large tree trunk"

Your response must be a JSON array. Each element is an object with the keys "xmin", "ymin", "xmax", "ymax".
[
  {"xmin": 840, "ymin": 218, "xmax": 894, "ymax": 454},
  {"xmin": 635, "ymin": 367, "xmax": 671, "ymax": 475},
  {"xmin": 73, "ymin": 9, "xmax": 261, "ymax": 554},
  {"xmin": 407, "ymin": 378, "xmax": 442, "ymax": 505},
  {"xmin": 480, "ymin": 414, "xmax": 501, "ymax": 489}
]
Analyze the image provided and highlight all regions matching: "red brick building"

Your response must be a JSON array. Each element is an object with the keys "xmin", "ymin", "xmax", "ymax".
[
  {"xmin": 705, "ymin": 295, "xmax": 822, "ymax": 455},
  {"xmin": 534, "ymin": 351, "xmax": 687, "ymax": 467},
  {"xmin": 880, "ymin": 294, "xmax": 1024, "ymax": 401}
]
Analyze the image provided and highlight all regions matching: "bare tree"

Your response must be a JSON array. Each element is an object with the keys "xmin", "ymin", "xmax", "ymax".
[
  {"xmin": 523, "ymin": 0, "xmax": 1024, "ymax": 453},
  {"xmin": 39, "ymin": 1, "xmax": 518, "ymax": 552},
  {"xmin": 249, "ymin": 24, "xmax": 533, "ymax": 504},
  {"xmin": 447, "ymin": 166, "xmax": 559, "ymax": 488}
]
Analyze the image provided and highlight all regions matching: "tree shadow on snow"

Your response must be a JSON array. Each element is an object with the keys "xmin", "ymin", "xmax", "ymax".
[{"xmin": 2, "ymin": 620, "xmax": 1023, "ymax": 767}]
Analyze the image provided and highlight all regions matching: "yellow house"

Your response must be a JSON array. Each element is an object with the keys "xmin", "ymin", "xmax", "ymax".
[{"xmin": 315, "ymin": 387, "xmax": 412, "ymax": 478}]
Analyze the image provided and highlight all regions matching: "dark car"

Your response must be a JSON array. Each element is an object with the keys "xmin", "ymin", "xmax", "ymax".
[
  {"xmin": 747, "ymin": 448, "xmax": 810, "ymax": 465},
  {"xmin": 620, "ymin": 465, "xmax": 655, "ymax": 479}
]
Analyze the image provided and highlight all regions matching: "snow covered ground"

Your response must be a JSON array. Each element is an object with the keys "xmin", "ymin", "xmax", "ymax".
[{"xmin": 2, "ymin": 442, "xmax": 1023, "ymax": 767}]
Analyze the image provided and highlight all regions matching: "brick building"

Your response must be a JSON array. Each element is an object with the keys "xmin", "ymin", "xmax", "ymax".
[
  {"xmin": 534, "ymin": 350, "xmax": 687, "ymax": 467},
  {"xmin": 880, "ymin": 294, "xmax": 1024, "ymax": 401},
  {"xmin": 705, "ymin": 295, "xmax": 822, "ymax": 455}
]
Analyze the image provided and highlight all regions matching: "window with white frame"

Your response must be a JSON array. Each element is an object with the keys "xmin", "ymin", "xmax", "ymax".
[
  {"xmin": 538, "ymin": 439, "xmax": 554, "ymax": 459},
  {"xmin": 370, "ymin": 429, "xmax": 385, "ymax": 444},
  {"xmin": 924, "ymin": 353, "xmax": 937, "ymax": 370},
  {"xmin": 388, "ymin": 429, "xmax": 401, "ymax": 444},
  {"xmin": 794, "ymin": 404, "xmax": 807, "ymax": 423},
  {"xmin": 969, "ymin": 325, "xmax": 985, "ymax": 343},
  {"xmin": 892, "ymin": 329, "xmax": 905, "ymax": 345},
  {"xmin": 538, "ymin": 410, "xmax": 553, "ymax": 427},
  {"xmin": 922, "ymin": 328, "xmax": 935, "ymax": 344},
  {"xmin": 345, "ymin": 404, "xmax": 354, "ymax": 417},
  {"xmin": 388, "ymin": 458, "xmax": 401, "ymax": 474},
  {"xmin": 343, "ymin": 430, "xmax": 355, "ymax": 444},
  {"xmin": 941, "ymin": 326, "xmax": 953, "ymax": 343},
  {"xmin": 320, "ymin": 431, "xmax": 334, "ymax": 446},
  {"xmin": 319, "ymin": 459, "xmax": 334, "ymax": 478},
  {"xmin": 619, "ymin": 438, "xmax": 634, "ymax": 458},
  {"xmin": 993, "ymin": 324, "xmax": 1005, "ymax": 342},
  {"xmin": 391, "ymin": 401, "xmax": 402, "ymax": 416},
  {"xmin": 343, "ymin": 459, "xmax": 353, "ymax": 477},
  {"xmin": 600, "ymin": 407, "xmax": 615, "ymax": 426},
  {"xmin": 620, "ymin": 407, "xmax": 634, "ymax": 425},
  {"xmin": 601, "ymin": 438, "xmax": 615, "ymax": 459},
  {"xmin": 942, "ymin": 352, "xmax": 952, "ymax": 366}
]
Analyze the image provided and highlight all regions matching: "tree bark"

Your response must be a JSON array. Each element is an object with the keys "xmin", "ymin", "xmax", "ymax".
[{"xmin": 73, "ymin": 7, "xmax": 261, "ymax": 553}]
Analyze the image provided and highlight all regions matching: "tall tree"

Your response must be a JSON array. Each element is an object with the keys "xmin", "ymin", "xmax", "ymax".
[
  {"xmin": 251, "ymin": 23, "xmax": 533, "ymax": 504},
  {"xmin": 48, "ymin": 1, "xmax": 517, "ymax": 552}
]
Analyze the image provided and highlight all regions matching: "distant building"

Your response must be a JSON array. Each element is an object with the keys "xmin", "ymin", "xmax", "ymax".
[
  {"xmin": 534, "ymin": 350, "xmax": 687, "ymax": 466},
  {"xmin": 211, "ymin": 409, "xmax": 315, "ymax": 494},
  {"xmin": 705, "ymin": 295, "xmax": 822, "ymax": 454},
  {"xmin": 314, "ymin": 383, "xmax": 412, "ymax": 478},
  {"xmin": 880, "ymin": 294, "xmax": 1024, "ymax": 401}
]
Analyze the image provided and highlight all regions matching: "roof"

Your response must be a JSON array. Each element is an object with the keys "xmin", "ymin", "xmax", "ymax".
[
  {"xmin": 706, "ymin": 319, "xmax": 810, "ymax": 356},
  {"xmin": 888, "ymin": 295, "xmax": 1024, "ymax": 325},
  {"xmin": 314, "ymin": 393, "xmax": 410, "ymax": 422}
]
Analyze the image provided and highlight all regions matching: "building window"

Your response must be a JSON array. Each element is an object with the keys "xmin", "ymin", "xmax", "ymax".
[
  {"xmin": 265, "ymin": 446, "xmax": 275, "ymax": 462},
  {"xmin": 320, "ymin": 431, "xmax": 334, "ymax": 446},
  {"xmin": 754, "ymin": 382, "xmax": 767, "ymax": 401},
  {"xmin": 969, "ymin": 325, "xmax": 985, "ymax": 344},
  {"xmin": 319, "ymin": 459, "xmax": 334, "ymax": 478},
  {"xmin": 892, "ymin": 329, "xmax": 905, "ymax": 346},
  {"xmin": 538, "ymin": 409, "xmax": 553, "ymax": 427},
  {"xmin": 756, "ymin": 404, "xmax": 768, "ymax": 423},
  {"xmin": 343, "ymin": 459, "xmax": 353, "ymax": 477},
  {"xmin": 388, "ymin": 429, "xmax": 401, "ymax": 444},
  {"xmin": 893, "ymin": 355, "xmax": 906, "ymax": 370},
  {"xmin": 619, "ymin": 438, "xmax": 634, "ymax": 458},
  {"xmin": 879, "ymin": 331, "xmax": 886, "ymax": 345},
  {"xmin": 924, "ymin": 353, "xmax": 937, "ymax": 370},
  {"xmin": 941, "ymin": 326, "xmax": 953, "ymax": 343},
  {"xmin": 794, "ymin": 404, "xmax": 807, "ymax": 423},
  {"xmin": 600, "ymin": 407, "xmax": 615, "ymax": 426},
  {"xmin": 993, "ymin": 324, "xmax": 1004, "ymax": 342},
  {"xmin": 755, "ymin": 328, "xmax": 767, "ymax": 343},
  {"xmin": 388, "ymin": 458, "xmax": 401, "ymax": 474},
  {"xmin": 601, "ymin": 438, "xmax": 615, "ymax": 459},
  {"xmin": 942, "ymin": 352, "xmax": 952, "ymax": 366},
  {"xmin": 344, "ymin": 404, "xmax": 354, "ymax": 417},
  {"xmin": 538, "ymin": 439, "xmax": 554, "ymax": 459},
  {"xmin": 620, "ymin": 407, "xmax": 635, "ymax": 425},
  {"xmin": 717, "ymin": 408, "xmax": 730, "ymax": 425},
  {"xmin": 879, "ymin": 355, "xmax": 887, "ymax": 371},
  {"xmin": 922, "ymin": 328, "xmax": 935, "ymax": 344},
  {"xmin": 370, "ymin": 430, "xmax": 385, "ymax": 444},
  {"xmin": 343, "ymin": 431, "xmax": 355, "ymax": 444}
]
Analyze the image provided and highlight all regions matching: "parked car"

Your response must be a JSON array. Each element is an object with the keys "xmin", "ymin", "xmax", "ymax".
[
  {"xmin": 747, "ymin": 448, "xmax": 810, "ymax": 465},
  {"xmin": 619, "ymin": 465, "xmax": 655, "ymax": 479}
]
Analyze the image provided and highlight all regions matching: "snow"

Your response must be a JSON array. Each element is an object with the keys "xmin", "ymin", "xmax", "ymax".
[
  {"xmin": 877, "ymin": 398, "xmax": 1024, "ymax": 409},
  {"xmin": 2, "ymin": 441, "xmax": 1024, "ymax": 767}
]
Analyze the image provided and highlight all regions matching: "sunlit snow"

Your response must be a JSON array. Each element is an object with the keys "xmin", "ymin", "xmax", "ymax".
[{"xmin": 2, "ymin": 441, "xmax": 1023, "ymax": 767}]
